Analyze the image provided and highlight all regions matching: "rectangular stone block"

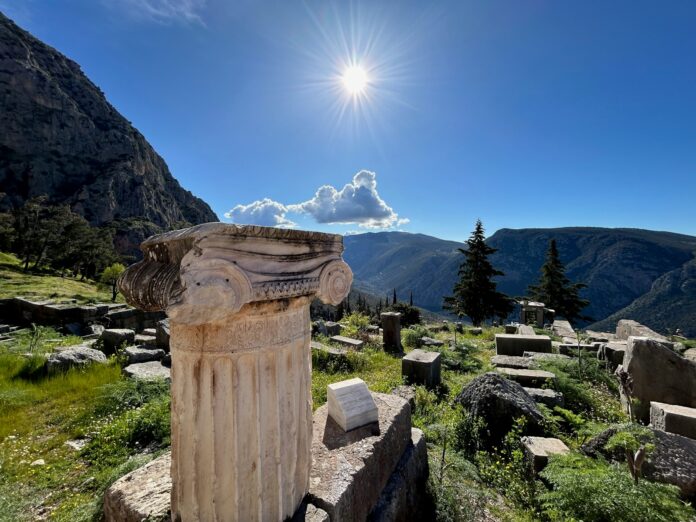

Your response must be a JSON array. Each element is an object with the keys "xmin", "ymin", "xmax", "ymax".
[
  {"xmin": 522, "ymin": 436, "xmax": 570, "ymax": 473},
  {"xmin": 402, "ymin": 349, "xmax": 441, "ymax": 388},
  {"xmin": 328, "ymin": 378, "xmax": 379, "ymax": 432},
  {"xmin": 505, "ymin": 324, "xmax": 518, "ymax": 334},
  {"xmin": 491, "ymin": 355, "xmax": 535, "ymax": 369},
  {"xmin": 331, "ymin": 335, "xmax": 364, "ymax": 349},
  {"xmin": 309, "ymin": 393, "xmax": 412, "ymax": 522},
  {"xmin": 524, "ymin": 387, "xmax": 564, "ymax": 408},
  {"xmin": 325, "ymin": 321, "xmax": 342, "ymax": 336},
  {"xmin": 495, "ymin": 334, "xmax": 551, "ymax": 356},
  {"xmin": 651, "ymin": 402, "xmax": 696, "ymax": 440},
  {"xmin": 496, "ymin": 367, "xmax": 556, "ymax": 388}
]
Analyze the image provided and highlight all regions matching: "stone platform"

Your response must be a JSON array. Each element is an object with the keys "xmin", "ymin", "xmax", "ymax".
[{"xmin": 104, "ymin": 393, "xmax": 430, "ymax": 522}]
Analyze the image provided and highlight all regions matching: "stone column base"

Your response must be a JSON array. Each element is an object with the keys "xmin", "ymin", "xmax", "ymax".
[{"xmin": 104, "ymin": 394, "xmax": 431, "ymax": 522}]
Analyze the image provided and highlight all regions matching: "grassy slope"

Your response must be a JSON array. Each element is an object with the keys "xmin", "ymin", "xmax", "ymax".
[{"xmin": 0, "ymin": 252, "xmax": 119, "ymax": 304}]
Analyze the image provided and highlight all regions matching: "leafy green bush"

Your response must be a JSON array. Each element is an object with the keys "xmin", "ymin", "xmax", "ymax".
[
  {"xmin": 385, "ymin": 302, "xmax": 421, "ymax": 326},
  {"xmin": 402, "ymin": 325, "xmax": 430, "ymax": 348},
  {"xmin": 340, "ymin": 312, "xmax": 372, "ymax": 338},
  {"xmin": 540, "ymin": 453, "xmax": 693, "ymax": 521}
]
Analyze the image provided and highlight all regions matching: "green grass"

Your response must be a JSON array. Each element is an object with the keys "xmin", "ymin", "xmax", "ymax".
[
  {"xmin": 0, "ymin": 330, "xmax": 170, "ymax": 521},
  {"xmin": 0, "ymin": 251, "xmax": 119, "ymax": 304}
]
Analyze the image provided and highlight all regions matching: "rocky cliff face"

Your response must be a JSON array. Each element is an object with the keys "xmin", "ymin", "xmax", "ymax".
[{"xmin": 0, "ymin": 12, "xmax": 217, "ymax": 255}]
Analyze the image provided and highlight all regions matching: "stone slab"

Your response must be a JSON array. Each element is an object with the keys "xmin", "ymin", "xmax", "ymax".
[
  {"xmin": 517, "ymin": 325, "xmax": 536, "ymax": 336},
  {"xmin": 309, "ymin": 393, "xmax": 412, "ymax": 522},
  {"xmin": 491, "ymin": 355, "xmax": 536, "ymax": 369},
  {"xmin": 402, "ymin": 349, "xmax": 441, "ymax": 388},
  {"xmin": 123, "ymin": 361, "xmax": 171, "ymax": 381},
  {"xmin": 312, "ymin": 340, "xmax": 348, "ymax": 357},
  {"xmin": 124, "ymin": 346, "xmax": 165, "ymax": 364},
  {"xmin": 134, "ymin": 334, "xmax": 157, "ymax": 347},
  {"xmin": 496, "ymin": 367, "xmax": 556, "ymax": 388},
  {"xmin": 331, "ymin": 335, "xmax": 364, "ymax": 349},
  {"xmin": 100, "ymin": 328, "xmax": 135, "ymax": 354},
  {"xmin": 616, "ymin": 319, "xmax": 667, "ymax": 341},
  {"xmin": 495, "ymin": 334, "xmax": 552, "ymax": 356},
  {"xmin": 327, "ymin": 378, "xmax": 379, "ymax": 432},
  {"xmin": 366, "ymin": 428, "xmax": 431, "ymax": 521},
  {"xmin": 524, "ymin": 387, "xmax": 565, "ymax": 408},
  {"xmin": 651, "ymin": 402, "xmax": 696, "ymax": 440},
  {"xmin": 523, "ymin": 352, "xmax": 570, "ymax": 361},
  {"xmin": 420, "ymin": 336, "xmax": 444, "ymax": 347},
  {"xmin": 104, "ymin": 453, "xmax": 171, "ymax": 522},
  {"xmin": 522, "ymin": 436, "xmax": 570, "ymax": 473},
  {"xmin": 141, "ymin": 328, "xmax": 156, "ymax": 336},
  {"xmin": 552, "ymin": 320, "xmax": 576, "ymax": 340}
]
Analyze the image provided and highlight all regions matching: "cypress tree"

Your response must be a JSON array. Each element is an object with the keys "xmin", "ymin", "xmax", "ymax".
[
  {"xmin": 409, "ymin": 291, "xmax": 413, "ymax": 306},
  {"xmin": 392, "ymin": 288, "xmax": 397, "ymax": 305},
  {"xmin": 443, "ymin": 219, "xmax": 513, "ymax": 326},
  {"xmin": 528, "ymin": 239, "xmax": 590, "ymax": 325}
]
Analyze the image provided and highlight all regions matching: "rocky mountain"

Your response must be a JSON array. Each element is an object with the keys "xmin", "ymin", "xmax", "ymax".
[
  {"xmin": 343, "ymin": 228, "xmax": 696, "ymax": 336},
  {"xmin": 0, "ymin": 13, "xmax": 217, "ymax": 256}
]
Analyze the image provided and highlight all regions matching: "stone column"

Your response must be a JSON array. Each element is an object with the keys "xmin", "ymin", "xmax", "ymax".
[
  {"xmin": 118, "ymin": 224, "xmax": 352, "ymax": 522},
  {"xmin": 381, "ymin": 312, "xmax": 402, "ymax": 353}
]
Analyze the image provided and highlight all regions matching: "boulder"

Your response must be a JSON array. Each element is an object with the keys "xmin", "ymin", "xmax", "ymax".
[
  {"xmin": 582, "ymin": 427, "xmax": 696, "ymax": 498},
  {"xmin": 84, "ymin": 324, "xmax": 105, "ymax": 337},
  {"xmin": 620, "ymin": 337, "xmax": 696, "ymax": 422},
  {"xmin": 46, "ymin": 345, "xmax": 107, "ymax": 372},
  {"xmin": 155, "ymin": 319, "xmax": 170, "ymax": 351},
  {"xmin": 455, "ymin": 372, "xmax": 544, "ymax": 443},
  {"xmin": 100, "ymin": 329, "xmax": 135, "ymax": 354}
]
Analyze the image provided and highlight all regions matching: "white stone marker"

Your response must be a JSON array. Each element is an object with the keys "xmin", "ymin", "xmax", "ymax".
[
  {"xmin": 327, "ymin": 377, "xmax": 379, "ymax": 432},
  {"xmin": 118, "ymin": 223, "xmax": 352, "ymax": 522}
]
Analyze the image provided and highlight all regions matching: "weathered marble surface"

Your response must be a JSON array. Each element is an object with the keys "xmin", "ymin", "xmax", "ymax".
[
  {"xmin": 327, "ymin": 377, "xmax": 379, "ymax": 432},
  {"xmin": 117, "ymin": 223, "xmax": 353, "ymax": 522}
]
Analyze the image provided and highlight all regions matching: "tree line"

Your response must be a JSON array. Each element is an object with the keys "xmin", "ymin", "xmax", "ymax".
[
  {"xmin": 0, "ymin": 196, "xmax": 121, "ymax": 281},
  {"xmin": 444, "ymin": 219, "xmax": 590, "ymax": 327}
]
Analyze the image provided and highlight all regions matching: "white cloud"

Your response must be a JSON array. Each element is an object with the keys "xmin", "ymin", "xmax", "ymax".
[
  {"xmin": 289, "ymin": 170, "xmax": 406, "ymax": 229},
  {"xmin": 224, "ymin": 198, "xmax": 295, "ymax": 228},
  {"xmin": 223, "ymin": 171, "xmax": 408, "ymax": 230},
  {"xmin": 104, "ymin": 0, "xmax": 206, "ymax": 25}
]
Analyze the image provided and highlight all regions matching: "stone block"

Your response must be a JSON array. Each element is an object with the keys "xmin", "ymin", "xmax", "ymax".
[
  {"xmin": 325, "ymin": 321, "xmax": 342, "ymax": 336},
  {"xmin": 495, "ymin": 334, "xmax": 552, "ymax": 356},
  {"xmin": 522, "ymin": 436, "xmax": 570, "ymax": 473},
  {"xmin": 100, "ymin": 329, "xmax": 135, "ymax": 354},
  {"xmin": 104, "ymin": 453, "xmax": 171, "ymax": 522},
  {"xmin": 496, "ymin": 367, "xmax": 556, "ymax": 388},
  {"xmin": 328, "ymin": 378, "xmax": 379, "ymax": 432},
  {"xmin": 309, "ymin": 393, "xmax": 412, "ymax": 522},
  {"xmin": 524, "ymin": 387, "xmax": 564, "ymax": 408},
  {"xmin": 141, "ymin": 328, "xmax": 156, "ymax": 336},
  {"xmin": 155, "ymin": 319, "xmax": 169, "ymax": 351},
  {"xmin": 123, "ymin": 361, "xmax": 171, "ymax": 381},
  {"xmin": 390, "ymin": 385, "xmax": 416, "ymax": 412},
  {"xmin": 684, "ymin": 348, "xmax": 696, "ymax": 362},
  {"xmin": 621, "ymin": 337, "xmax": 696, "ymax": 422},
  {"xmin": 402, "ymin": 349, "xmax": 441, "ymax": 388},
  {"xmin": 651, "ymin": 402, "xmax": 696, "ymax": 440},
  {"xmin": 134, "ymin": 334, "xmax": 157, "ymax": 347},
  {"xmin": 46, "ymin": 345, "xmax": 107, "ymax": 372},
  {"xmin": 420, "ymin": 336, "xmax": 444, "ymax": 347},
  {"xmin": 312, "ymin": 340, "xmax": 348, "ymax": 360},
  {"xmin": 331, "ymin": 335, "xmax": 364, "ymax": 349},
  {"xmin": 367, "ymin": 428, "xmax": 432, "ymax": 521},
  {"xmin": 491, "ymin": 355, "xmax": 536, "ymax": 369},
  {"xmin": 616, "ymin": 319, "xmax": 667, "ymax": 341},
  {"xmin": 467, "ymin": 327, "xmax": 482, "ymax": 335},
  {"xmin": 505, "ymin": 324, "xmax": 518, "ymax": 334},
  {"xmin": 523, "ymin": 352, "xmax": 570, "ymax": 362},
  {"xmin": 124, "ymin": 346, "xmax": 165, "ymax": 364},
  {"xmin": 559, "ymin": 343, "xmax": 597, "ymax": 355},
  {"xmin": 517, "ymin": 325, "xmax": 536, "ymax": 335},
  {"xmin": 551, "ymin": 320, "xmax": 576, "ymax": 339},
  {"xmin": 381, "ymin": 312, "xmax": 402, "ymax": 353}
]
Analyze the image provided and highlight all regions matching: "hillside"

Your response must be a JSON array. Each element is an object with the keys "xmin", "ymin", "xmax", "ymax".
[
  {"xmin": 344, "ymin": 228, "xmax": 696, "ymax": 335},
  {"xmin": 0, "ymin": 13, "xmax": 217, "ymax": 255}
]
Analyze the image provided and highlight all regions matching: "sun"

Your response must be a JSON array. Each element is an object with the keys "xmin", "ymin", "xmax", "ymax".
[{"xmin": 341, "ymin": 65, "xmax": 369, "ymax": 96}]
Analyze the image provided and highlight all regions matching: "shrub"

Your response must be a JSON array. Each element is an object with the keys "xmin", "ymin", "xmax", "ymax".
[
  {"xmin": 540, "ymin": 453, "xmax": 693, "ymax": 521},
  {"xmin": 402, "ymin": 325, "xmax": 430, "ymax": 348},
  {"xmin": 385, "ymin": 302, "xmax": 421, "ymax": 327},
  {"xmin": 340, "ymin": 312, "xmax": 372, "ymax": 338}
]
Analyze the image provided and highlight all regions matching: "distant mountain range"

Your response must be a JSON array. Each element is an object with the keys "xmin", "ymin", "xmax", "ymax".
[
  {"xmin": 344, "ymin": 228, "xmax": 696, "ymax": 336},
  {"xmin": 0, "ymin": 13, "xmax": 217, "ymax": 256}
]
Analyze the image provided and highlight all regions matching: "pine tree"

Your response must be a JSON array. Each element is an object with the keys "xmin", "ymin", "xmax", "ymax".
[
  {"xmin": 443, "ymin": 219, "xmax": 513, "ymax": 326},
  {"xmin": 392, "ymin": 288, "xmax": 397, "ymax": 305},
  {"xmin": 528, "ymin": 239, "xmax": 590, "ymax": 325}
]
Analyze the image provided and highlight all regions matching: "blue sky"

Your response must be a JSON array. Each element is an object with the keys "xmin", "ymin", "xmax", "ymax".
[{"xmin": 4, "ymin": 0, "xmax": 696, "ymax": 240}]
